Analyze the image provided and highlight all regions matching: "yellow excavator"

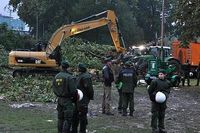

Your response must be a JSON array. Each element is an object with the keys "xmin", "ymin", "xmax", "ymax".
[{"xmin": 8, "ymin": 10, "xmax": 126, "ymax": 76}]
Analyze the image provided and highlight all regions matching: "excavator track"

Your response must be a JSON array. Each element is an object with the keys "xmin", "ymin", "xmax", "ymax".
[{"xmin": 12, "ymin": 68, "xmax": 60, "ymax": 77}]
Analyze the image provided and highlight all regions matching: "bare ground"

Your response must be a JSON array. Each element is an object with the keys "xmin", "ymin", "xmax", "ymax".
[
  {"xmin": 1, "ymin": 83, "xmax": 200, "ymax": 133},
  {"xmin": 87, "ymin": 83, "xmax": 200, "ymax": 133}
]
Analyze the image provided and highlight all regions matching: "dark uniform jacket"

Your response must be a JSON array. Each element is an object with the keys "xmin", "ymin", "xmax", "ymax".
[
  {"xmin": 102, "ymin": 64, "xmax": 114, "ymax": 87},
  {"xmin": 118, "ymin": 67, "xmax": 137, "ymax": 93},
  {"xmin": 53, "ymin": 71, "xmax": 77, "ymax": 120},
  {"xmin": 148, "ymin": 78, "xmax": 171, "ymax": 102},
  {"xmin": 53, "ymin": 71, "xmax": 77, "ymax": 101},
  {"xmin": 76, "ymin": 72, "xmax": 94, "ymax": 109}
]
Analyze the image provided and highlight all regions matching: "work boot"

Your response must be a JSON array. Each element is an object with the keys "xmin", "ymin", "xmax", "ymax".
[
  {"xmin": 129, "ymin": 112, "xmax": 133, "ymax": 116},
  {"xmin": 122, "ymin": 112, "xmax": 127, "ymax": 116},
  {"xmin": 118, "ymin": 109, "xmax": 122, "ymax": 114},
  {"xmin": 159, "ymin": 128, "xmax": 167, "ymax": 133},
  {"xmin": 106, "ymin": 112, "xmax": 114, "ymax": 116},
  {"xmin": 102, "ymin": 110, "xmax": 105, "ymax": 114}
]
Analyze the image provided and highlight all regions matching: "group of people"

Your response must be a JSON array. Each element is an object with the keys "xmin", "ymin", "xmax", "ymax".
[
  {"xmin": 52, "ymin": 61, "xmax": 94, "ymax": 133},
  {"xmin": 52, "ymin": 58, "xmax": 200, "ymax": 133},
  {"xmin": 102, "ymin": 59, "xmax": 138, "ymax": 116},
  {"xmin": 102, "ymin": 58, "xmax": 171, "ymax": 133}
]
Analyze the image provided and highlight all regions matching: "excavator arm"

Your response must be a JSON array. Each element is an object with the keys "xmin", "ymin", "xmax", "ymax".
[
  {"xmin": 45, "ymin": 10, "xmax": 126, "ymax": 55},
  {"xmin": 8, "ymin": 10, "xmax": 126, "ymax": 76}
]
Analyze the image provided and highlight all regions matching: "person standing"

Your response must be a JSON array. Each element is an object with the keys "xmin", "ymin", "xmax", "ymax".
[
  {"xmin": 71, "ymin": 63, "xmax": 94, "ymax": 133},
  {"xmin": 196, "ymin": 62, "xmax": 200, "ymax": 86},
  {"xmin": 102, "ymin": 58, "xmax": 114, "ymax": 115},
  {"xmin": 52, "ymin": 61, "xmax": 77, "ymax": 133},
  {"xmin": 182, "ymin": 60, "xmax": 191, "ymax": 86},
  {"xmin": 148, "ymin": 69, "xmax": 171, "ymax": 133},
  {"xmin": 117, "ymin": 61, "xmax": 137, "ymax": 116}
]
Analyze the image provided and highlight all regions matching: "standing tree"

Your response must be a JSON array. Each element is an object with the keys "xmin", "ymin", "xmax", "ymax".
[
  {"xmin": 173, "ymin": 0, "xmax": 200, "ymax": 43},
  {"xmin": 9, "ymin": 0, "xmax": 144, "ymax": 47}
]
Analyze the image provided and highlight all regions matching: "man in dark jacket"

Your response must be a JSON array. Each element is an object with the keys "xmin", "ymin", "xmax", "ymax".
[
  {"xmin": 102, "ymin": 58, "xmax": 114, "ymax": 115},
  {"xmin": 117, "ymin": 61, "xmax": 137, "ymax": 116},
  {"xmin": 148, "ymin": 69, "xmax": 171, "ymax": 133},
  {"xmin": 72, "ymin": 63, "xmax": 94, "ymax": 133},
  {"xmin": 52, "ymin": 61, "xmax": 77, "ymax": 133}
]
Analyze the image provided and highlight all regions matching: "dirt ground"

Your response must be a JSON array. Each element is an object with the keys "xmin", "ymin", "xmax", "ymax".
[
  {"xmin": 86, "ymin": 83, "xmax": 200, "ymax": 133},
  {"xmin": 1, "ymin": 82, "xmax": 200, "ymax": 133}
]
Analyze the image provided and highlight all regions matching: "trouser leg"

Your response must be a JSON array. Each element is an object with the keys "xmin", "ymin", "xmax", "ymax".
[
  {"xmin": 102, "ymin": 87, "xmax": 106, "ymax": 113},
  {"xmin": 129, "ymin": 93, "xmax": 134, "ymax": 114},
  {"xmin": 104, "ymin": 86, "xmax": 111, "ymax": 113},
  {"xmin": 197, "ymin": 75, "xmax": 200, "ymax": 86},
  {"xmin": 71, "ymin": 110, "xmax": 79, "ymax": 133},
  {"xmin": 79, "ymin": 113, "xmax": 88, "ymax": 133},
  {"xmin": 79, "ymin": 106, "xmax": 89, "ymax": 133},
  {"xmin": 151, "ymin": 102, "xmax": 158, "ymax": 130},
  {"xmin": 122, "ymin": 93, "xmax": 128, "ymax": 115},
  {"xmin": 158, "ymin": 110, "xmax": 165, "ymax": 130},
  {"xmin": 151, "ymin": 111, "xmax": 158, "ymax": 130},
  {"xmin": 57, "ymin": 119, "xmax": 64, "ymax": 133},
  {"xmin": 57, "ymin": 104, "xmax": 64, "ymax": 133},
  {"xmin": 118, "ymin": 89, "xmax": 122, "ymax": 112},
  {"xmin": 62, "ymin": 120, "xmax": 71, "ymax": 133},
  {"xmin": 187, "ymin": 76, "xmax": 190, "ymax": 86},
  {"xmin": 182, "ymin": 78, "xmax": 185, "ymax": 86},
  {"xmin": 63, "ymin": 102, "xmax": 74, "ymax": 133}
]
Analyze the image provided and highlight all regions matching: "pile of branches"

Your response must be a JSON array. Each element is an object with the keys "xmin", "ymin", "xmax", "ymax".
[
  {"xmin": 0, "ymin": 44, "xmax": 8, "ymax": 66},
  {"xmin": 0, "ymin": 38, "xmax": 115, "ymax": 102},
  {"xmin": 61, "ymin": 38, "xmax": 115, "ymax": 69}
]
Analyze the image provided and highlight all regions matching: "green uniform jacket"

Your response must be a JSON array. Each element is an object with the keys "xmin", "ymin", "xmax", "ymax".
[
  {"xmin": 53, "ymin": 71, "xmax": 77, "ymax": 102},
  {"xmin": 76, "ymin": 72, "xmax": 94, "ymax": 106},
  {"xmin": 148, "ymin": 78, "xmax": 171, "ymax": 102}
]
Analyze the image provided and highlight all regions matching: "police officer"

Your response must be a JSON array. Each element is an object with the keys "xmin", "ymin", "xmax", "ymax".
[
  {"xmin": 117, "ymin": 61, "xmax": 137, "ymax": 116},
  {"xmin": 102, "ymin": 58, "xmax": 114, "ymax": 115},
  {"xmin": 148, "ymin": 69, "xmax": 171, "ymax": 133},
  {"xmin": 182, "ymin": 60, "xmax": 191, "ymax": 86},
  {"xmin": 52, "ymin": 61, "xmax": 77, "ymax": 133},
  {"xmin": 72, "ymin": 63, "xmax": 94, "ymax": 133},
  {"xmin": 196, "ymin": 62, "xmax": 200, "ymax": 86}
]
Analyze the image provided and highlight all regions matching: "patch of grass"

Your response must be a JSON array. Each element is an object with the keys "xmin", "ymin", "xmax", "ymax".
[
  {"xmin": 88, "ymin": 114, "xmax": 151, "ymax": 133},
  {"xmin": 0, "ymin": 101, "xmax": 57, "ymax": 133}
]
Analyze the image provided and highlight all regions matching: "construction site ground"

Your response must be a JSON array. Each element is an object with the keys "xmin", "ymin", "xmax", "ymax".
[{"xmin": 0, "ymin": 81, "xmax": 200, "ymax": 133}]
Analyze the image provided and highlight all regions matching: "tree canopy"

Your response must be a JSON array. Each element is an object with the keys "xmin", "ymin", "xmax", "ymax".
[
  {"xmin": 8, "ymin": 0, "xmax": 200, "ymax": 46},
  {"xmin": 172, "ymin": 0, "xmax": 200, "ymax": 43}
]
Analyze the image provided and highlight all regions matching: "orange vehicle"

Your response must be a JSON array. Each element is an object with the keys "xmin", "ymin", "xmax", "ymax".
[{"xmin": 172, "ymin": 41, "xmax": 200, "ymax": 73}]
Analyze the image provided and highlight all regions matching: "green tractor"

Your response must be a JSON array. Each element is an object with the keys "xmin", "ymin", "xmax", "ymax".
[{"xmin": 144, "ymin": 46, "xmax": 181, "ymax": 87}]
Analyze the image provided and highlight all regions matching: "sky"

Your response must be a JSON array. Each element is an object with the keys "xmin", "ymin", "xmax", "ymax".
[{"xmin": 0, "ymin": 0, "xmax": 18, "ymax": 18}]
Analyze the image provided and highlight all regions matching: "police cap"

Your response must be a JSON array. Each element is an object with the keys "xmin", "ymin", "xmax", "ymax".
[
  {"xmin": 78, "ymin": 63, "xmax": 87, "ymax": 72},
  {"xmin": 158, "ymin": 69, "xmax": 166, "ymax": 74},
  {"xmin": 125, "ymin": 61, "xmax": 132, "ymax": 67},
  {"xmin": 61, "ymin": 61, "xmax": 69, "ymax": 68}
]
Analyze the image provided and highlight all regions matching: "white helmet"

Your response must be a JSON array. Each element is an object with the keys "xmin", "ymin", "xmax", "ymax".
[
  {"xmin": 189, "ymin": 72, "xmax": 193, "ymax": 77},
  {"xmin": 155, "ymin": 91, "xmax": 166, "ymax": 103},
  {"xmin": 77, "ymin": 89, "xmax": 83, "ymax": 101}
]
